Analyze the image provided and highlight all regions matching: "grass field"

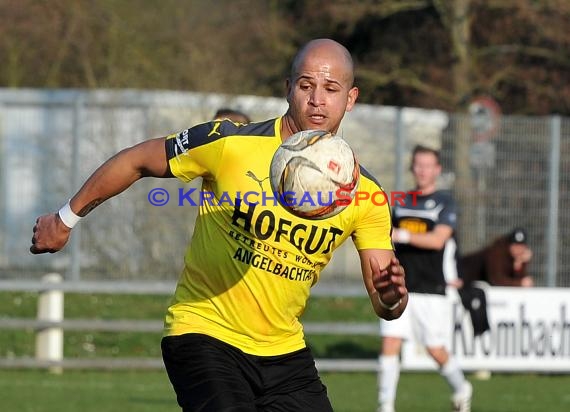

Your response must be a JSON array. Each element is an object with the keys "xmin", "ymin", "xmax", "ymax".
[
  {"xmin": 2, "ymin": 292, "xmax": 570, "ymax": 411},
  {"xmin": 1, "ymin": 369, "xmax": 569, "ymax": 411},
  {"xmin": 0, "ymin": 292, "xmax": 381, "ymax": 359}
]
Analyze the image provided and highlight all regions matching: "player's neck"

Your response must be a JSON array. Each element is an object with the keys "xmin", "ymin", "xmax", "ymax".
[{"xmin": 281, "ymin": 114, "xmax": 297, "ymax": 142}]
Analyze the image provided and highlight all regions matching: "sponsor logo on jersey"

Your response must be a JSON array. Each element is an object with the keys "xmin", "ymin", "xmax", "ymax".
[{"xmin": 230, "ymin": 198, "xmax": 343, "ymax": 256}]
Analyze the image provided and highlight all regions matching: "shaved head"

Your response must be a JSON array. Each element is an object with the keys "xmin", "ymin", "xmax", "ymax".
[
  {"xmin": 290, "ymin": 39, "xmax": 355, "ymax": 87},
  {"xmin": 282, "ymin": 38, "xmax": 359, "ymax": 138}
]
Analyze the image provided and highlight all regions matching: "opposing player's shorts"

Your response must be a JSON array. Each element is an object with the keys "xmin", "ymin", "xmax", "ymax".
[
  {"xmin": 380, "ymin": 292, "xmax": 450, "ymax": 348},
  {"xmin": 161, "ymin": 333, "xmax": 333, "ymax": 412}
]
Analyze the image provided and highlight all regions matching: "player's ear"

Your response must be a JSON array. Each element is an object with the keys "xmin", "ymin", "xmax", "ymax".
[
  {"xmin": 285, "ymin": 78, "xmax": 292, "ymax": 103},
  {"xmin": 345, "ymin": 86, "xmax": 359, "ymax": 112}
]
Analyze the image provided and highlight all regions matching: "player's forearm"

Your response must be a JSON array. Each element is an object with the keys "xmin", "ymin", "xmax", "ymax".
[
  {"xmin": 70, "ymin": 138, "xmax": 170, "ymax": 217},
  {"xmin": 393, "ymin": 230, "xmax": 445, "ymax": 250},
  {"xmin": 393, "ymin": 225, "xmax": 451, "ymax": 250},
  {"xmin": 359, "ymin": 250, "xmax": 408, "ymax": 320},
  {"xmin": 30, "ymin": 138, "xmax": 171, "ymax": 254},
  {"xmin": 69, "ymin": 154, "xmax": 141, "ymax": 217},
  {"xmin": 407, "ymin": 232, "xmax": 446, "ymax": 250}
]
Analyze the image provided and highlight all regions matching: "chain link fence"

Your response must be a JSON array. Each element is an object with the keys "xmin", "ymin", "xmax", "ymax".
[{"xmin": 0, "ymin": 89, "xmax": 567, "ymax": 287}]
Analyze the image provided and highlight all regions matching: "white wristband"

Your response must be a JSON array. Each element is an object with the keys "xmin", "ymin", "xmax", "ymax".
[
  {"xmin": 378, "ymin": 296, "xmax": 402, "ymax": 311},
  {"xmin": 58, "ymin": 201, "xmax": 82, "ymax": 229},
  {"xmin": 394, "ymin": 228, "xmax": 411, "ymax": 244}
]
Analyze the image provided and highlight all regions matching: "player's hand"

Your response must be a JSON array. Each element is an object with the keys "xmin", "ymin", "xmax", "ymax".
[
  {"xmin": 30, "ymin": 213, "xmax": 71, "ymax": 254},
  {"xmin": 371, "ymin": 256, "xmax": 407, "ymax": 313}
]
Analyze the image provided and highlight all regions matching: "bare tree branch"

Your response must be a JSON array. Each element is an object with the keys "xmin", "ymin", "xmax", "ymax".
[
  {"xmin": 475, "ymin": 44, "xmax": 570, "ymax": 66},
  {"xmin": 46, "ymin": 6, "xmax": 81, "ymax": 87},
  {"xmin": 358, "ymin": 67, "xmax": 456, "ymax": 104}
]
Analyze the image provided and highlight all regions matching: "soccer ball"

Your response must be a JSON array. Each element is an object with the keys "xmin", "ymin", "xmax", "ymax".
[{"xmin": 269, "ymin": 130, "xmax": 360, "ymax": 219}]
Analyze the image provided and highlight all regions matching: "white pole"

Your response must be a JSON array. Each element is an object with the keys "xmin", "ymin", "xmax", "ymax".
[{"xmin": 35, "ymin": 273, "xmax": 64, "ymax": 374}]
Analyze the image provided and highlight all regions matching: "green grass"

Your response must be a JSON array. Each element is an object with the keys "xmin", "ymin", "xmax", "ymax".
[
  {"xmin": 1, "ymin": 292, "xmax": 171, "ymax": 359},
  {"xmin": 303, "ymin": 295, "xmax": 377, "ymax": 322},
  {"xmin": 303, "ymin": 295, "xmax": 380, "ymax": 359},
  {"xmin": 1, "ymin": 369, "xmax": 569, "ymax": 412},
  {"xmin": 2, "ymin": 292, "xmax": 570, "ymax": 411},
  {"xmin": 0, "ymin": 369, "xmax": 177, "ymax": 412},
  {"xmin": 1, "ymin": 293, "xmax": 378, "ymax": 359}
]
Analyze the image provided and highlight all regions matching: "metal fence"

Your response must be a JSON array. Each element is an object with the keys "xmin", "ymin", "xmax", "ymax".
[{"xmin": 0, "ymin": 88, "xmax": 568, "ymax": 287}]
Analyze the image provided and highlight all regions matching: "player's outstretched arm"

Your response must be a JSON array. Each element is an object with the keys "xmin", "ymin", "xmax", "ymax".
[
  {"xmin": 359, "ymin": 249, "xmax": 408, "ymax": 320},
  {"xmin": 30, "ymin": 137, "xmax": 171, "ymax": 254},
  {"xmin": 393, "ymin": 224, "xmax": 453, "ymax": 250}
]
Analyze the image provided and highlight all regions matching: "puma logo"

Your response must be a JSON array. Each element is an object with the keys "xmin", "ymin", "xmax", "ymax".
[
  {"xmin": 246, "ymin": 170, "xmax": 269, "ymax": 191},
  {"xmin": 207, "ymin": 122, "xmax": 222, "ymax": 137}
]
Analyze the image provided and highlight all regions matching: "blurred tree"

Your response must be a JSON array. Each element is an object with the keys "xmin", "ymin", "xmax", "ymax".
[
  {"xmin": 288, "ymin": 0, "xmax": 570, "ymax": 114},
  {"xmin": 0, "ymin": 0, "xmax": 296, "ymax": 95},
  {"xmin": 284, "ymin": 0, "xmax": 568, "ymax": 253},
  {"xmin": 470, "ymin": 0, "xmax": 570, "ymax": 115},
  {"xmin": 0, "ymin": 0, "xmax": 568, "ymax": 115}
]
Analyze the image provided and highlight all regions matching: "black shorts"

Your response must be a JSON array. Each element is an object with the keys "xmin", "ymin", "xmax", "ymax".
[{"xmin": 161, "ymin": 333, "xmax": 333, "ymax": 412}]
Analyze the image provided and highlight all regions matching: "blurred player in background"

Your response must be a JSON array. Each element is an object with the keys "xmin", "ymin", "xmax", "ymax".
[
  {"xmin": 378, "ymin": 145, "xmax": 472, "ymax": 412},
  {"xmin": 213, "ymin": 107, "xmax": 251, "ymax": 123},
  {"xmin": 31, "ymin": 38, "xmax": 407, "ymax": 412},
  {"xmin": 458, "ymin": 227, "xmax": 533, "ymax": 287}
]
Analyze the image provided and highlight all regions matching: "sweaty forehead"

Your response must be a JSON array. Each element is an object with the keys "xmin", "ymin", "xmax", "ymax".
[
  {"xmin": 294, "ymin": 57, "xmax": 350, "ymax": 85},
  {"xmin": 291, "ymin": 40, "xmax": 354, "ymax": 86}
]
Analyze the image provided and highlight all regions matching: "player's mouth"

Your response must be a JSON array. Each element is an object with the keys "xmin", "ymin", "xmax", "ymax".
[{"xmin": 308, "ymin": 114, "xmax": 326, "ymax": 124}]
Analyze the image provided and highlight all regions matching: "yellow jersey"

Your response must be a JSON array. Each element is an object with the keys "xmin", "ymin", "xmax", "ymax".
[{"xmin": 163, "ymin": 117, "xmax": 392, "ymax": 356}]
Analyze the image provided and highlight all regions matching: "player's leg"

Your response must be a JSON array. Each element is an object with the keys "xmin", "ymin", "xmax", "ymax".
[
  {"xmin": 419, "ymin": 294, "xmax": 472, "ymax": 412},
  {"xmin": 161, "ymin": 333, "xmax": 259, "ymax": 412},
  {"xmin": 254, "ymin": 347, "xmax": 333, "ymax": 412},
  {"xmin": 378, "ymin": 337, "xmax": 402, "ymax": 412},
  {"xmin": 378, "ymin": 298, "xmax": 412, "ymax": 412}
]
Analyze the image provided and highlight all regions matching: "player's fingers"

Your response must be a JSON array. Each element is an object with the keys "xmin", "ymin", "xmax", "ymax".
[
  {"xmin": 388, "ymin": 260, "xmax": 404, "ymax": 275},
  {"xmin": 373, "ymin": 271, "xmax": 392, "ymax": 288},
  {"xmin": 378, "ymin": 288, "xmax": 401, "ymax": 304},
  {"xmin": 389, "ymin": 277, "xmax": 405, "ymax": 289},
  {"xmin": 395, "ymin": 288, "xmax": 407, "ymax": 301},
  {"xmin": 394, "ymin": 283, "xmax": 408, "ymax": 295},
  {"xmin": 30, "ymin": 231, "xmax": 52, "ymax": 254},
  {"xmin": 389, "ymin": 256, "xmax": 401, "ymax": 267},
  {"xmin": 388, "ymin": 270, "xmax": 403, "ymax": 283},
  {"xmin": 368, "ymin": 256, "xmax": 381, "ymax": 276},
  {"xmin": 30, "ymin": 244, "xmax": 48, "ymax": 254},
  {"xmin": 370, "ymin": 257, "xmax": 389, "ymax": 284},
  {"xmin": 372, "ymin": 257, "xmax": 406, "ymax": 292}
]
